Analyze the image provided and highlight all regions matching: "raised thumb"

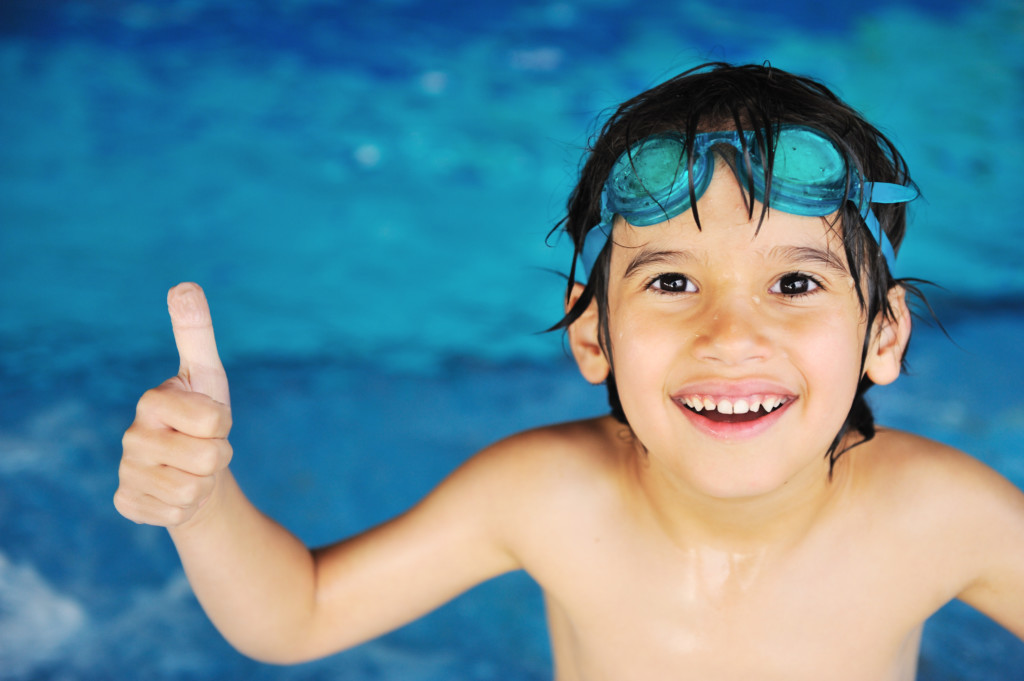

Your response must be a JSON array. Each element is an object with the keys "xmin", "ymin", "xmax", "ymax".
[{"xmin": 167, "ymin": 282, "xmax": 230, "ymax": 406}]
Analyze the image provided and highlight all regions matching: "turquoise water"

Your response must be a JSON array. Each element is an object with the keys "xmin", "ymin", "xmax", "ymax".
[{"xmin": 1, "ymin": 1, "xmax": 1022, "ymax": 678}]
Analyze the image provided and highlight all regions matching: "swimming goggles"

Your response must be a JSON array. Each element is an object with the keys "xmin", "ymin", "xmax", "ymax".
[{"xmin": 579, "ymin": 125, "xmax": 918, "ymax": 278}]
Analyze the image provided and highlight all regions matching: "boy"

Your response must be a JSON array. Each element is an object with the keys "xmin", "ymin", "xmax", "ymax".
[{"xmin": 115, "ymin": 63, "xmax": 1024, "ymax": 679}]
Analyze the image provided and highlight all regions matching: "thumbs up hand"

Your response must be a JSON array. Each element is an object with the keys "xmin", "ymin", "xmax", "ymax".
[{"xmin": 115, "ymin": 283, "xmax": 234, "ymax": 527}]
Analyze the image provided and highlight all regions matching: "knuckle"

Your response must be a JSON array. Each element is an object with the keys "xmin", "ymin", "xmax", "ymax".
[
  {"xmin": 114, "ymin": 471, "xmax": 201, "ymax": 528},
  {"xmin": 195, "ymin": 401, "xmax": 232, "ymax": 438},
  {"xmin": 112, "ymin": 488, "xmax": 133, "ymax": 517},
  {"xmin": 176, "ymin": 477, "xmax": 206, "ymax": 506},
  {"xmin": 164, "ymin": 505, "xmax": 191, "ymax": 527},
  {"xmin": 121, "ymin": 425, "xmax": 144, "ymax": 454},
  {"xmin": 121, "ymin": 427, "xmax": 167, "ymax": 468},
  {"xmin": 165, "ymin": 469, "xmax": 214, "ymax": 509},
  {"xmin": 115, "ymin": 462, "xmax": 131, "ymax": 489},
  {"xmin": 113, "ymin": 488, "xmax": 155, "ymax": 526},
  {"xmin": 193, "ymin": 439, "xmax": 227, "ymax": 476},
  {"xmin": 195, "ymin": 409, "xmax": 219, "ymax": 437},
  {"xmin": 116, "ymin": 457, "xmax": 144, "ymax": 488},
  {"xmin": 135, "ymin": 387, "xmax": 163, "ymax": 415},
  {"xmin": 190, "ymin": 446, "xmax": 215, "ymax": 477}
]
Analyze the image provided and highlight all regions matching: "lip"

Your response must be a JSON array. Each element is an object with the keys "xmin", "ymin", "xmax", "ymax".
[
  {"xmin": 671, "ymin": 380, "xmax": 794, "ymax": 399},
  {"xmin": 670, "ymin": 380, "xmax": 797, "ymax": 441}
]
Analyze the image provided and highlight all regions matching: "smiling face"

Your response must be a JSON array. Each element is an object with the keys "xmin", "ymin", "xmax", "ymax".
[{"xmin": 570, "ymin": 164, "xmax": 907, "ymax": 500}]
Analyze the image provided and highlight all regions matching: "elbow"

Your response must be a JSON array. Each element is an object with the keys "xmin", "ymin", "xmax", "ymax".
[
  {"xmin": 222, "ymin": 616, "xmax": 359, "ymax": 666},
  {"xmin": 229, "ymin": 639, "xmax": 324, "ymax": 666},
  {"xmin": 221, "ymin": 627, "xmax": 332, "ymax": 666}
]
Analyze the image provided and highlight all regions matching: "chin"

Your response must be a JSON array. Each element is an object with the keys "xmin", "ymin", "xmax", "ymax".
[{"xmin": 670, "ymin": 449, "xmax": 831, "ymax": 502}]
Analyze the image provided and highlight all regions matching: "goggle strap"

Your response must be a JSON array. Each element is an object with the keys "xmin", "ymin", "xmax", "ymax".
[
  {"xmin": 862, "ymin": 208, "xmax": 897, "ymax": 273},
  {"xmin": 581, "ymin": 220, "xmax": 610, "ymax": 279},
  {"xmin": 861, "ymin": 180, "xmax": 919, "ymax": 205},
  {"xmin": 860, "ymin": 180, "xmax": 917, "ymax": 274}
]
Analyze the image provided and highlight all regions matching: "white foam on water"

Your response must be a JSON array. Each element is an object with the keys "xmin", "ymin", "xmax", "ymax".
[
  {"xmin": 0, "ymin": 554, "xmax": 86, "ymax": 679},
  {"xmin": 62, "ymin": 574, "xmax": 213, "ymax": 677}
]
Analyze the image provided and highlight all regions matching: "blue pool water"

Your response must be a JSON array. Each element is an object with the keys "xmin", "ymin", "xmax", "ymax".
[{"xmin": 1, "ymin": 0, "xmax": 1023, "ymax": 678}]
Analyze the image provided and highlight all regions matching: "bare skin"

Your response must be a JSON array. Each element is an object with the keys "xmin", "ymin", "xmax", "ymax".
[{"xmin": 115, "ymin": 171, "xmax": 1024, "ymax": 678}]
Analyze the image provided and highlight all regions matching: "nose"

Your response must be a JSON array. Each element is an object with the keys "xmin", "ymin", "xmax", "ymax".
[{"xmin": 691, "ymin": 294, "xmax": 772, "ymax": 365}]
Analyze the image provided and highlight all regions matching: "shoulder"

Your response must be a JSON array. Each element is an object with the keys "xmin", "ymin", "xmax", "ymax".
[
  {"xmin": 463, "ymin": 416, "xmax": 635, "ymax": 499},
  {"xmin": 448, "ymin": 416, "xmax": 639, "ymax": 556},
  {"xmin": 420, "ymin": 416, "xmax": 634, "ymax": 530},
  {"xmin": 852, "ymin": 428, "xmax": 1022, "ymax": 523},
  {"xmin": 856, "ymin": 428, "xmax": 1019, "ymax": 501},
  {"xmin": 852, "ymin": 428, "xmax": 1024, "ymax": 636}
]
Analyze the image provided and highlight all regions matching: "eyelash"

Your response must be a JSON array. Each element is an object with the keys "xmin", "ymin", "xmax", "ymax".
[
  {"xmin": 646, "ymin": 273, "xmax": 696, "ymax": 294},
  {"xmin": 771, "ymin": 272, "xmax": 824, "ymax": 297},
  {"xmin": 644, "ymin": 272, "xmax": 825, "ymax": 297}
]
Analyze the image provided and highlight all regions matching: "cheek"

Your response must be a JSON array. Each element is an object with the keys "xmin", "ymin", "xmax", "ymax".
[
  {"xmin": 604, "ymin": 312, "xmax": 685, "ymax": 411},
  {"xmin": 794, "ymin": 315, "xmax": 868, "ymax": 411}
]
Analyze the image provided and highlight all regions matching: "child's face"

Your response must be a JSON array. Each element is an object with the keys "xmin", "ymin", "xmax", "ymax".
[{"xmin": 594, "ymin": 164, "xmax": 892, "ymax": 499}]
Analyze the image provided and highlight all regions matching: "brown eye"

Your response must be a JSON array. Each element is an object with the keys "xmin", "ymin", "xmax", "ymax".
[
  {"xmin": 650, "ymin": 274, "xmax": 696, "ymax": 293},
  {"xmin": 772, "ymin": 273, "xmax": 821, "ymax": 296}
]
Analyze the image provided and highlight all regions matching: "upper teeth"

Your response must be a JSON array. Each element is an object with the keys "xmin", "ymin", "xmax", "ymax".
[{"xmin": 681, "ymin": 395, "xmax": 788, "ymax": 415}]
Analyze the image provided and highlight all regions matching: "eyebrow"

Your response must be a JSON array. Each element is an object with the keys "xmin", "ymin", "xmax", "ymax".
[
  {"xmin": 622, "ymin": 247, "xmax": 699, "ymax": 279},
  {"xmin": 772, "ymin": 245, "xmax": 849, "ymax": 273},
  {"xmin": 621, "ymin": 244, "xmax": 849, "ymax": 278}
]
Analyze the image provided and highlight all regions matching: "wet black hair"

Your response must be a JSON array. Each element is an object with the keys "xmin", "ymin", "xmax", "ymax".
[{"xmin": 551, "ymin": 62, "xmax": 922, "ymax": 471}]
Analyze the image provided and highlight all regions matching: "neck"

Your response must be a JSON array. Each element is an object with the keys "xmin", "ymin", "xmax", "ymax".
[{"xmin": 633, "ymin": 444, "xmax": 853, "ymax": 553}]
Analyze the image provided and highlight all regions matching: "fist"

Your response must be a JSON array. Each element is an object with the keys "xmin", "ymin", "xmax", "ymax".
[{"xmin": 114, "ymin": 283, "xmax": 233, "ymax": 527}]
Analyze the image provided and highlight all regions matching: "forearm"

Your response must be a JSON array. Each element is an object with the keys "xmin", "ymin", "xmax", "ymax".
[
  {"xmin": 168, "ymin": 469, "xmax": 320, "ymax": 663},
  {"xmin": 117, "ymin": 285, "xmax": 342, "ymax": 663}
]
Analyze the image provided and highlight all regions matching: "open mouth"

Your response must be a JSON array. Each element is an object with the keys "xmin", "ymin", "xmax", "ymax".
[{"xmin": 676, "ymin": 394, "xmax": 791, "ymax": 424}]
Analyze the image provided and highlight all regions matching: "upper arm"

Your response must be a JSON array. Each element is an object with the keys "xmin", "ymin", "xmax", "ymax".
[
  {"xmin": 293, "ymin": 425, "xmax": 580, "ymax": 659},
  {"xmin": 948, "ymin": 456, "xmax": 1024, "ymax": 640}
]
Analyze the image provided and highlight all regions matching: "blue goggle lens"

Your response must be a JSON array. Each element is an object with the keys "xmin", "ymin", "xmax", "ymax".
[
  {"xmin": 605, "ymin": 135, "xmax": 708, "ymax": 227},
  {"xmin": 752, "ymin": 126, "xmax": 849, "ymax": 214}
]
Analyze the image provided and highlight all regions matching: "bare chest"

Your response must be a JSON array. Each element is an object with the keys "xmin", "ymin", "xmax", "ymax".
[{"xmin": 534, "ymin": 526, "xmax": 937, "ymax": 681}]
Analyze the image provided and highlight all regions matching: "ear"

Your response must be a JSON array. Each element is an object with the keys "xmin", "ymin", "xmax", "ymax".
[
  {"xmin": 566, "ymin": 282, "xmax": 611, "ymax": 385},
  {"xmin": 864, "ymin": 285, "xmax": 912, "ymax": 386}
]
